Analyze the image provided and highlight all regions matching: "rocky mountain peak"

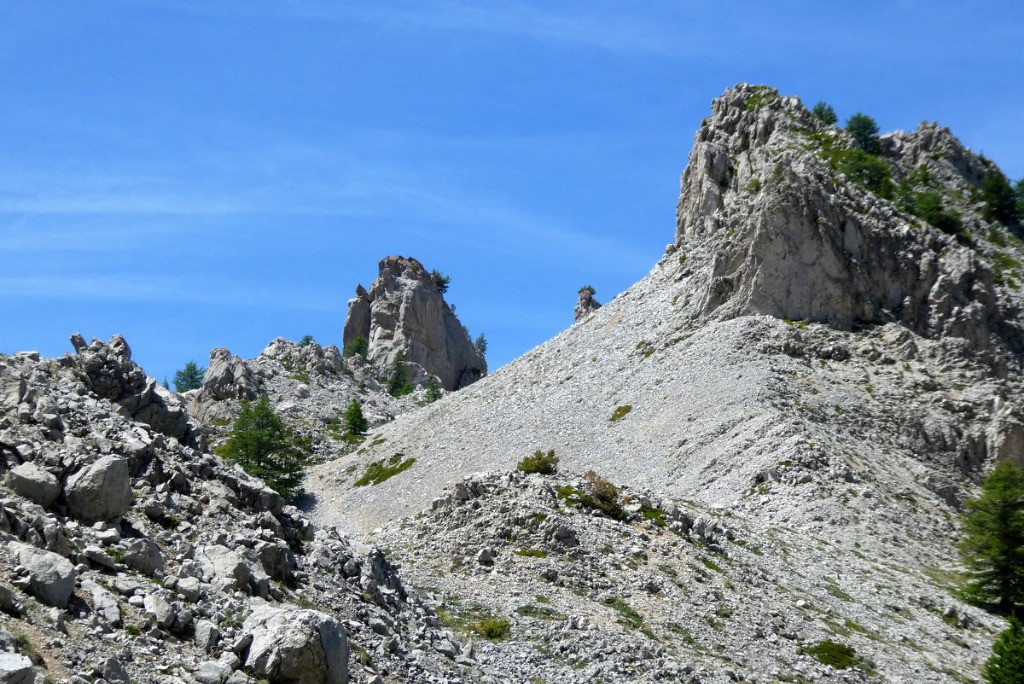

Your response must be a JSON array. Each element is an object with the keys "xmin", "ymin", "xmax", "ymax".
[
  {"xmin": 343, "ymin": 255, "xmax": 486, "ymax": 391},
  {"xmin": 671, "ymin": 84, "xmax": 1024, "ymax": 361}
]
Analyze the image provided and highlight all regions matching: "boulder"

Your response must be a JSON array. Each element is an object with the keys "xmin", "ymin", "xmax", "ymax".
[
  {"xmin": 201, "ymin": 348, "xmax": 259, "ymax": 401},
  {"xmin": 243, "ymin": 604, "xmax": 349, "ymax": 684},
  {"xmin": 10, "ymin": 540, "xmax": 77, "ymax": 608},
  {"xmin": 121, "ymin": 537, "xmax": 164, "ymax": 576},
  {"xmin": 0, "ymin": 652, "xmax": 35, "ymax": 684},
  {"xmin": 82, "ymin": 578, "xmax": 121, "ymax": 626},
  {"xmin": 197, "ymin": 545, "xmax": 250, "ymax": 590},
  {"xmin": 5, "ymin": 462, "xmax": 60, "ymax": 508},
  {"xmin": 342, "ymin": 256, "xmax": 487, "ymax": 391},
  {"xmin": 143, "ymin": 593, "xmax": 175, "ymax": 629},
  {"xmin": 65, "ymin": 455, "xmax": 132, "ymax": 522}
]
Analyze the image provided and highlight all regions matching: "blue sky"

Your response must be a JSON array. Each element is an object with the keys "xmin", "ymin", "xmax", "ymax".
[{"xmin": 2, "ymin": 1, "xmax": 1022, "ymax": 383}]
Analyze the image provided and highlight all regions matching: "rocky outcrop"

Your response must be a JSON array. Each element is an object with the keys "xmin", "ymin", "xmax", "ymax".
[
  {"xmin": 0, "ymin": 347, "xmax": 472, "ymax": 684},
  {"xmin": 70, "ymin": 334, "xmax": 197, "ymax": 444},
  {"xmin": 200, "ymin": 348, "xmax": 260, "ymax": 402},
  {"xmin": 343, "ymin": 256, "xmax": 487, "ymax": 391},
  {"xmin": 673, "ymin": 84, "xmax": 1023, "ymax": 358},
  {"xmin": 573, "ymin": 287, "xmax": 601, "ymax": 321}
]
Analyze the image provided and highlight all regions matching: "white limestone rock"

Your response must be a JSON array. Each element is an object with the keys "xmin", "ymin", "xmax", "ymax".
[
  {"xmin": 65, "ymin": 455, "xmax": 133, "ymax": 522},
  {"xmin": 4, "ymin": 462, "xmax": 60, "ymax": 508},
  {"xmin": 242, "ymin": 603, "xmax": 349, "ymax": 684},
  {"xmin": 10, "ymin": 541, "xmax": 77, "ymax": 608},
  {"xmin": 343, "ymin": 255, "xmax": 487, "ymax": 391}
]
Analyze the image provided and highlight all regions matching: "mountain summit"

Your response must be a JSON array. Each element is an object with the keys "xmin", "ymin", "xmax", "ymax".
[
  {"xmin": 674, "ymin": 84, "xmax": 1022, "ymax": 359},
  {"xmin": 308, "ymin": 84, "xmax": 1024, "ymax": 682}
]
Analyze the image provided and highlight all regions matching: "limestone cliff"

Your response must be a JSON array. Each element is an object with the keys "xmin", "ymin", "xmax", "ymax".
[
  {"xmin": 343, "ymin": 256, "xmax": 487, "ymax": 391},
  {"xmin": 674, "ymin": 84, "xmax": 1023, "ymax": 362}
]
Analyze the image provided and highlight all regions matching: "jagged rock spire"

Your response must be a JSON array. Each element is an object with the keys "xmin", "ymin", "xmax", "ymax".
[{"xmin": 343, "ymin": 256, "xmax": 487, "ymax": 391}]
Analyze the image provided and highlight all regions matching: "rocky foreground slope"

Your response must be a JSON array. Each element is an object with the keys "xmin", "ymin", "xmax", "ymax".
[
  {"xmin": 308, "ymin": 85, "xmax": 1024, "ymax": 682},
  {"xmin": 2, "ymin": 84, "xmax": 1021, "ymax": 684},
  {"xmin": 0, "ymin": 337, "xmax": 488, "ymax": 684}
]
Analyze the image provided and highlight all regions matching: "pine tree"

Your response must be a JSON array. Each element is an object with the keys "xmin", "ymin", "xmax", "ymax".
[
  {"xmin": 960, "ymin": 461, "xmax": 1024, "ymax": 614},
  {"xmin": 474, "ymin": 333, "xmax": 488, "ymax": 356},
  {"xmin": 984, "ymin": 620, "xmax": 1024, "ymax": 683},
  {"xmin": 387, "ymin": 351, "xmax": 413, "ymax": 397},
  {"xmin": 982, "ymin": 167, "xmax": 1019, "ymax": 225},
  {"xmin": 845, "ymin": 113, "xmax": 881, "ymax": 155},
  {"xmin": 812, "ymin": 101, "xmax": 838, "ymax": 125},
  {"xmin": 343, "ymin": 399, "xmax": 368, "ymax": 435},
  {"xmin": 425, "ymin": 377, "xmax": 443, "ymax": 403},
  {"xmin": 343, "ymin": 336, "xmax": 368, "ymax": 359},
  {"xmin": 173, "ymin": 361, "xmax": 205, "ymax": 392},
  {"xmin": 430, "ymin": 269, "xmax": 451, "ymax": 294},
  {"xmin": 220, "ymin": 396, "xmax": 307, "ymax": 499}
]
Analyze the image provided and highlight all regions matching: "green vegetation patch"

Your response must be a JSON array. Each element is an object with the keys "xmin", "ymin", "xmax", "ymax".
[
  {"xmin": 517, "ymin": 449, "xmax": 559, "ymax": 475},
  {"xmin": 797, "ymin": 129, "xmax": 893, "ymax": 198},
  {"xmin": 354, "ymin": 454, "xmax": 416, "ymax": 487},
  {"xmin": 641, "ymin": 506, "xmax": 667, "ymax": 527},
  {"xmin": 602, "ymin": 596, "xmax": 644, "ymax": 629},
  {"xmin": 744, "ymin": 86, "xmax": 780, "ymax": 112},
  {"xmin": 470, "ymin": 616, "xmax": 511, "ymax": 640},
  {"xmin": 516, "ymin": 603, "xmax": 564, "ymax": 620},
  {"xmin": 516, "ymin": 548, "xmax": 548, "ymax": 558},
  {"xmin": 805, "ymin": 640, "xmax": 859, "ymax": 669},
  {"xmin": 610, "ymin": 405, "xmax": 633, "ymax": 422}
]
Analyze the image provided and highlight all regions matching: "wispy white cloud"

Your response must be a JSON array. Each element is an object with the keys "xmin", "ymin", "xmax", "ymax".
[
  {"xmin": 133, "ymin": 0, "xmax": 684, "ymax": 57},
  {"xmin": 0, "ymin": 130, "xmax": 659, "ymax": 273},
  {"xmin": 0, "ymin": 275, "xmax": 338, "ymax": 311}
]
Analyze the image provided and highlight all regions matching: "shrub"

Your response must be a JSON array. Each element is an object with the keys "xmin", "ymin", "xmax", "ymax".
[
  {"xmin": 431, "ymin": 269, "xmax": 451, "ymax": 294},
  {"xmin": 985, "ymin": 619, "xmax": 1024, "ymax": 683},
  {"xmin": 578, "ymin": 470, "xmax": 626, "ymax": 521},
  {"xmin": 220, "ymin": 396, "xmax": 308, "ymax": 500},
  {"xmin": 469, "ymin": 617, "xmax": 511, "ymax": 641},
  {"xmin": 299, "ymin": 334, "xmax": 314, "ymax": 346},
  {"xmin": 387, "ymin": 351, "xmax": 413, "ymax": 397},
  {"xmin": 811, "ymin": 101, "xmax": 838, "ymax": 125},
  {"xmin": 343, "ymin": 336, "xmax": 368, "ymax": 359},
  {"xmin": 610, "ymin": 405, "xmax": 632, "ymax": 421},
  {"xmin": 173, "ymin": 361, "xmax": 205, "ymax": 392},
  {"xmin": 806, "ymin": 640, "xmax": 859, "ymax": 669},
  {"xmin": 913, "ymin": 191, "xmax": 965, "ymax": 236},
  {"xmin": 517, "ymin": 449, "xmax": 559, "ymax": 475},
  {"xmin": 578, "ymin": 285, "xmax": 596, "ymax": 296},
  {"xmin": 837, "ymin": 148, "xmax": 892, "ymax": 197},
  {"xmin": 960, "ymin": 461, "xmax": 1024, "ymax": 614},
  {"xmin": 343, "ymin": 399, "xmax": 368, "ymax": 435},
  {"xmin": 425, "ymin": 377, "xmax": 443, "ymax": 403},
  {"xmin": 845, "ymin": 113, "xmax": 881, "ymax": 154},
  {"xmin": 982, "ymin": 166, "xmax": 1020, "ymax": 225}
]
